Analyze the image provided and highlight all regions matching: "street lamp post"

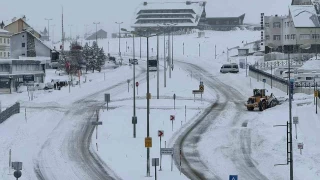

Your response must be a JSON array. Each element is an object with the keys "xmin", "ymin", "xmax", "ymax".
[
  {"xmin": 45, "ymin": 18, "xmax": 52, "ymax": 41},
  {"xmin": 93, "ymin": 22, "xmax": 100, "ymax": 43},
  {"xmin": 51, "ymin": 24, "xmax": 55, "ymax": 43},
  {"xmin": 115, "ymin": 22, "xmax": 123, "ymax": 57}
]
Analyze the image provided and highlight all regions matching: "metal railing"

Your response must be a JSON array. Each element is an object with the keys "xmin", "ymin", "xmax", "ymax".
[{"xmin": 0, "ymin": 103, "xmax": 20, "ymax": 123}]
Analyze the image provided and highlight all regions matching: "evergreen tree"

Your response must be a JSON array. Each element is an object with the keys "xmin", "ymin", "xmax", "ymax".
[
  {"xmin": 66, "ymin": 41, "xmax": 83, "ymax": 74},
  {"xmin": 83, "ymin": 42, "xmax": 92, "ymax": 73},
  {"xmin": 90, "ymin": 41, "xmax": 99, "ymax": 72},
  {"xmin": 96, "ymin": 47, "xmax": 106, "ymax": 72}
]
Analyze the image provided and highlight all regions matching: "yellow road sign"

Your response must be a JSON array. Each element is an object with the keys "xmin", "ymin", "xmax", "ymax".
[
  {"xmin": 146, "ymin": 93, "xmax": 152, "ymax": 99},
  {"xmin": 199, "ymin": 85, "xmax": 204, "ymax": 92},
  {"xmin": 145, "ymin": 137, "xmax": 152, "ymax": 148},
  {"xmin": 315, "ymin": 90, "xmax": 318, "ymax": 97}
]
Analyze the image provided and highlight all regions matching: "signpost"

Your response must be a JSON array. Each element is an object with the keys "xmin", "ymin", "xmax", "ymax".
[
  {"xmin": 263, "ymin": 79, "xmax": 266, "ymax": 89},
  {"xmin": 12, "ymin": 162, "xmax": 22, "ymax": 170},
  {"xmin": 298, "ymin": 142, "xmax": 304, "ymax": 155},
  {"xmin": 145, "ymin": 137, "xmax": 152, "ymax": 148},
  {"xmin": 192, "ymin": 90, "xmax": 203, "ymax": 102},
  {"xmin": 293, "ymin": 116, "xmax": 299, "ymax": 139},
  {"xmin": 136, "ymin": 82, "xmax": 139, "ymax": 95},
  {"xmin": 173, "ymin": 94, "xmax": 176, "ymax": 110},
  {"xmin": 160, "ymin": 148, "xmax": 174, "ymax": 171},
  {"xmin": 158, "ymin": 130, "xmax": 164, "ymax": 170},
  {"xmin": 170, "ymin": 115, "xmax": 175, "ymax": 131},
  {"xmin": 105, "ymin": 93, "xmax": 111, "ymax": 110},
  {"xmin": 152, "ymin": 158, "xmax": 159, "ymax": 180},
  {"xmin": 14, "ymin": 170, "xmax": 22, "ymax": 179},
  {"xmin": 229, "ymin": 175, "xmax": 238, "ymax": 180},
  {"xmin": 92, "ymin": 121, "xmax": 102, "ymax": 139}
]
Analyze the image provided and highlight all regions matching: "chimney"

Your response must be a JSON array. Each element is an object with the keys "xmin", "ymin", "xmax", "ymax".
[
  {"xmin": 0, "ymin": 21, "xmax": 4, "ymax": 29},
  {"xmin": 22, "ymin": 15, "xmax": 26, "ymax": 21}
]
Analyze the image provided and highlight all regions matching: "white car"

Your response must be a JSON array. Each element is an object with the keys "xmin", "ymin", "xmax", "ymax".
[{"xmin": 220, "ymin": 63, "xmax": 239, "ymax": 73}]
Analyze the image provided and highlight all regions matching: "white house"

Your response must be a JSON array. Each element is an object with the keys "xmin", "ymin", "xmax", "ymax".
[{"xmin": 0, "ymin": 21, "xmax": 11, "ymax": 59}]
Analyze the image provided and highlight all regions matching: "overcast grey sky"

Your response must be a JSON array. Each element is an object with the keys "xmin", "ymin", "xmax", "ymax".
[{"xmin": 2, "ymin": 0, "xmax": 291, "ymax": 40}]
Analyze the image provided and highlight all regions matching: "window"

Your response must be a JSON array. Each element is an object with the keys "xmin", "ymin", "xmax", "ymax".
[
  {"xmin": 0, "ymin": 52, "xmax": 2, "ymax": 57},
  {"xmin": 22, "ymin": 43, "xmax": 25, "ymax": 47},
  {"xmin": 273, "ymin": 35, "xmax": 281, "ymax": 40},
  {"xmin": 312, "ymin": 34, "xmax": 320, "ymax": 39},
  {"xmin": 0, "ymin": 38, "xmax": 2, "ymax": 43},
  {"xmin": 300, "ymin": 34, "xmax": 310, "ymax": 40},
  {"xmin": 291, "ymin": 34, "xmax": 296, "ymax": 40},
  {"xmin": 273, "ymin": 22, "xmax": 281, "ymax": 28},
  {"xmin": 265, "ymin": 23, "xmax": 270, "ymax": 28},
  {"xmin": 306, "ymin": 77, "xmax": 313, "ymax": 80},
  {"xmin": 7, "ymin": 39, "xmax": 9, "ymax": 44},
  {"xmin": 3, "ymin": 52, "xmax": 5, "ymax": 57},
  {"xmin": 265, "ymin": 35, "xmax": 270, "ymax": 40},
  {"xmin": 7, "ymin": 52, "xmax": 9, "ymax": 57},
  {"xmin": 3, "ymin": 38, "xmax": 5, "ymax": 44}
]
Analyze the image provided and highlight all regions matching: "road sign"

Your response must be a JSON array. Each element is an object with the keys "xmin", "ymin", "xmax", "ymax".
[
  {"xmin": 298, "ymin": 143, "xmax": 304, "ymax": 149},
  {"xmin": 293, "ymin": 116, "xmax": 299, "ymax": 124},
  {"xmin": 199, "ymin": 85, "xmax": 204, "ymax": 92},
  {"xmin": 158, "ymin": 130, "xmax": 164, "ymax": 137},
  {"xmin": 91, "ymin": 121, "xmax": 102, "ymax": 125},
  {"xmin": 127, "ymin": 79, "xmax": 130, "ymax": 83},
  {"xmin": 14, "ymin": 170, "xmax": 22, "ymax": 178},
  {"xmin": 229, "ymin": 175, "xmax": 238, "ymax": 180},
  {"xmin": 192, "ymin": 90, "xmax": 203, "ymax": 94},
  {"xmin": 132, "ymin": 116, "xmax": 137, "ymax": 124},
  {"xmin": 263, "ymin": 79, "xmax": 266, "ymax": 83},
  {"xmin": 105, "ymin": 94, "xmax": 110, "ymax": 102},
  {"xmin": 290, "ymin": 79, "xmax": 294, "ymax": 92},
  {"xmin": 315, "ymin": 90, "xmax": 318, "ymax": 97},
  {"xmin": 170, "ymin": 115, "xmax": 175, "ymax": 121},
  {"xmin": 146, "ymin": 93, "xmax": 151, "ymax": 99},
  {"xmin": 152, "ymin": 158, "xmax": 159, "ymax": 166},
  {"xmin": 136, "ymin": 82, "xmax": 139, "ymax": 87},
  {"xmin": 200, "ymin": 81, "xmax": 203, "ymax": 86},
  {"xmin": 145, "ymin": 137, "xmax": 152, "ymax": 148},
  {"xmin": 12, "ymin": 162, "xmax": 22, "ymax": 171},
  {"xmin": 160, "ymin": 148, "xmax": 174, "ymax": 155},
  {"xmin": 173, "ymin": 94, "xmax": 176, "ymax": 100}
]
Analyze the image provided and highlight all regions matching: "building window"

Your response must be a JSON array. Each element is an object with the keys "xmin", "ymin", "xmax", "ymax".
[
  {"xmin": 291, "ymin": 34, "xmax": 296, "ymax": 40},
  {"xmin": 0, "ymin": 38, "xmax": 2, "ymax": 43},
  {"xmin": 0, "ymin": 52, "xmax": 2, "ymax": 57},
  {"xmin": 3, "ymin": 38, "xmax": 5, "ymax": 44},
  {"xmin": 300, "ymin": 34, "xmax": 310, "ymax": 40},
  {"xmin": 22, "ymin": 43, "xmax": 25, "ymax": 47},
  {"xmin": 7, "ymin": 39, "xmax": 9, "ymax": 44},
  {"xmin": 273, "ymin": 35, "xmax": 281, "ymax": 40},
  {"xmin": 273, "ymin": 22, "xmax": 281, "ymax": 28},
  {"xmin": 3, "ymin": 52, "xmax": 5, "ymax": 57},
  {"xmin": 7, "ymin": 52, "xmax": 9, "ymax": 57},
  {"xmin": 265, "ymin": 23, "xmax": 270, "ymax": 28},
  {"xmin": 265, "ymin": 35, "xmax": 270, "ymax": 40},
  {"xmin": 312, "ymin": 34, "xmax": 320, "ymax": 39}
]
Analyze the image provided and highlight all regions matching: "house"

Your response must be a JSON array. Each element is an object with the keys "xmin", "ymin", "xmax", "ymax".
[
  {"xmin": 0, "ymin": 59, "xmax": 46, "ymax": 93},
  {"xmin": 263, "ymin": 0, "xmax": 320, "ymax": 54},
  {"xmin": 4, "ymin": 16, "xmax": 41, "ymax": 39},
  {"xmin": 0, "ymin": 21, "xmax": 11, "ymax": 59},
  {"xmin": 86, "ymin": 29, "xmax": 108, "ymax": 40},
  {"xmin": 10, "ymin": 30, "xmax": 52, "ymax": 59},
  {"xmin": 201, "ymin": 14, "xmax": 246, "ymax": 31}
]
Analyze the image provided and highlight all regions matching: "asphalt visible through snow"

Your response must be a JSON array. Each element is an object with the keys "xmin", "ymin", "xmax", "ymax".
[
  {"xmin": 174, "ymin": 61, "xmax": 269, "ymax": 180},
  {"xmin": 33, "ymin": 65, "xmax": 148, "ymax": 180}
]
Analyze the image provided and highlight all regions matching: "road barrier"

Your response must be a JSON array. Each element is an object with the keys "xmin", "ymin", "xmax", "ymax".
[{"xmin": 0, "ymin": 103, "xmax": 20, "ymax": 123}]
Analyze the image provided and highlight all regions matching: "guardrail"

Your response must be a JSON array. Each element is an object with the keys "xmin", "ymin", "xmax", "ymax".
[{"xmin": 0, "ymin": 103, "xmax": 20, "ymax": 123}]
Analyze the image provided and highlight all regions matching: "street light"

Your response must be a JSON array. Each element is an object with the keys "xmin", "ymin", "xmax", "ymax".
[
  {"xmin": 115, "ymin": 22, "xmax": 123, "ymax": 58},
  {"xmin": 93, "ymin": 22, "xmax": 100, "ymax": 43},
  {"xmin": 51, "ymin": 24, "xmax": 55, "ymax": 43},
  {"xmin": 121, "ymin": 28, "xmax": 138, "ymax": 138},
  {"xmin": 163, "ymin": 23, "xmax": 177, "ymax": 78},
  {"xmin": 45, "ymin": 18, "xmax": 52, "ymax": 41}
]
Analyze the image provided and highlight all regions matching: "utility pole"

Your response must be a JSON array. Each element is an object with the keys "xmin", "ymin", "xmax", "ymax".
[
  {"xmin": 157, "ymin": 34, "xmax": 159, "ymax": 99},
  {"xmin": 140, "ymin": 36, "xmax": 142, "ymax": 59},
  {"xmin": 146, "ymin": 35, "xmax": 151, "ymax": 177},
  {"xmin": 133, "ymin": 33, "xmax": 136, "ymax": 138},
  {"xmin": 163, "ymin": 30, "xmax": 166, "ymax": 87},
  {"xmin": 93, "ymin": 22, "xmax": 100, "ymax": 43},
  {"xmin": 45, "ymin": 18, "xmax": 52, "ymax": 41},
  {"xmin": 51, "ymin": 24, "xmax": 55, "ymax": 43},
  {"xmin": 61, "ymin": 6, "xmax": 65, "ymax": 53},
  {"xmin": 68, "ymin": 24, "xmax": 73, "ymax": 40},
  {"xmin": 215, "ymin": 45, "xmax": 217, "ymax": 59},
  {"xmin": 168, "ymin": 29, "xmax": 171, "ymax": 78},
  {"xmin": 115, "ymin": 22, "xmax": 123, "ymax": 57},
  {"xmin": 171, "ymin": 28, "xmax": 174, "ymax": 72},
  {"xmin": 288, "ymin": 52, "xmax": 293, "ymax": 180}
]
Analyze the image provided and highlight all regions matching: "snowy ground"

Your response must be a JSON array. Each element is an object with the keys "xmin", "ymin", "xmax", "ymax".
[{"xmin": 92, "ymin": 61, "xmax": 213, "ymax": 180}]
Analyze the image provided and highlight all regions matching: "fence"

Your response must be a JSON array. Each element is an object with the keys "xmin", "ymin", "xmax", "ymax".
[
  {"xmin": 253, "ymin": 61, "xmax": 304, "ymax": 70},
  {"xmin": 249, "ymin": 66, "xmax": 315, "ymax": 95},
  {"xmin": 0, "ymin": 103, "xmax": 20, "ymax": 123}
]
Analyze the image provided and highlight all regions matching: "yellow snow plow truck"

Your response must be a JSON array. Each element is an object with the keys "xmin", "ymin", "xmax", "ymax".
[{"xmin": 245, "ymin": 89, "xmax": 279, "ymax": 111}]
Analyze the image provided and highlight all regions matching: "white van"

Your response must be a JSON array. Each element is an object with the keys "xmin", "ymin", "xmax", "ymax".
[{"xmin": 220, "ymin": 63, "xmax": 239, "ymax": 73}]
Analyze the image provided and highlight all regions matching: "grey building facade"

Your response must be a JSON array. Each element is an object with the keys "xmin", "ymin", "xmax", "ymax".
[
  {"xmin": 10, "ymin": 30, "xmax": 51, "ymax": 59},
  {"xmin": 0, "ymin": 59, "xmax": 46, "ymax": 93}
]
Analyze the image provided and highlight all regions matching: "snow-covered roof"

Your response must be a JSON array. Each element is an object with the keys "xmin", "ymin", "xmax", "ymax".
[
  {"xmin": 132, "ymin": 1, "xmax": 205, "ymax": 27},
  {"xmin": 289, "ymin": 5, "xmax": 320, "ymax": 27}
]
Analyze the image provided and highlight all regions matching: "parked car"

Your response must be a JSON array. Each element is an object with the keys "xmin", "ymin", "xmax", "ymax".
[
  {"xmin": 129, "ymin": 59, "xmax": 138, "ymax": 65},
  {"xmin": 220, "ymin": 63, "xmax": 239, "ymax": 73}
]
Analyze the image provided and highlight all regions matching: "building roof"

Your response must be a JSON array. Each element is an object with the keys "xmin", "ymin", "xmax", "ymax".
[
  {"xmin": 289, "ymin": 5, "xmax": 320, "ymax": 28},
  {"xmin": 206, "ymin": 14, "xmax": 245, "ymax": 19},
  {"xmin": 4, "ymin": 17, "xmax": 41, "ymax": 35},
  {"xmin": 86, "ymin": 29, "xmax": 107, "ymax": 40},
  {"xmin": 11, "ymin": 30, "xmax": 52, "ymax": 50}
]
